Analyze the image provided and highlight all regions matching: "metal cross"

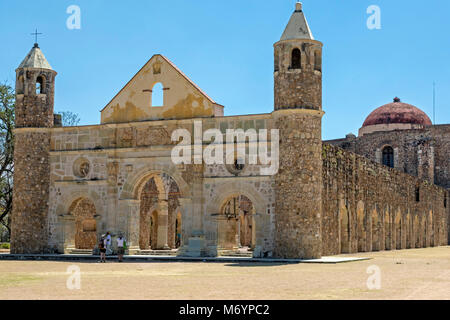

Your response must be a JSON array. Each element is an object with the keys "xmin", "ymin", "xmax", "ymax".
[{"xmin": 31, "ymin": 29, "xmax": 43, "ymax": 43}]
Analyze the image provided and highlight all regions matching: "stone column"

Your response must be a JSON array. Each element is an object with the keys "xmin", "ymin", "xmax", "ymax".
[
  {"xmin": 60, "ymin": 215, "xmax": 76, "ymax": 254},
  {"xmin": 178, "ymin": 198, "xmax": 191, "ymax": 247},
  {"xmin": 178, "ymin": 196, "xmax": 210, "ymax": 257},
  {"xmin": 118, "ymin": 199, "xmax": 140, "ymax": 254},
  {"xmin": 156, "ymin": 199, "xmax": 170, "ymax": 250}
]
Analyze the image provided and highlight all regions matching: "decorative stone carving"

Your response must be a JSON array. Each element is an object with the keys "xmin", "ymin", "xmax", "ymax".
[{"xmin": 73, "ymin": 158, "xmax": 91, "ymax": 178}]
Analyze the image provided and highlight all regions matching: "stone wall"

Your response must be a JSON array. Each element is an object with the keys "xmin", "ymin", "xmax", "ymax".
[
  {"xmin": 326, "ymin": 125, "xmax": 450, "ymax": 190},
  {"xmin": 273, "ymin": 109, "xmax": 323, "ymax": 259},
  {"xmin": 322, "ymin": 143, "xmax": 449, "ymax": 256},
  {"xmin": 11, "ymin": 131, "xmax": 52, "ymax": 253}
]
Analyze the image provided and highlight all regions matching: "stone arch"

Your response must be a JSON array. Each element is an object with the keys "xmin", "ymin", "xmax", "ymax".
[
  {"xmin": 59, "ymin": 190, "xmax": 104, "ymax": 218},
  {"xmin": 68, "ymin": 197, "xmax": 97, "ymax": 250},
  {"xmin": 382, "ymin": 146, "xmax": 395, "ymax": 168},
  {"xmin": 291, "ymin": 48, "xmax": 301, "ymax": 69},
  {"xmin": 120, "ymin": 164, "xmax": 189, "ymax": 201},
  {"xmin": 206, "ymin": 181, "xmax": 267, "ymax": 216},
  {"xmin": 339, "ymin": 198, "xmax": 350, "ymax": 253},
  {"xmin": 357, "ymin": 201, "xmax": 366, "ymax": 252},
  {"xmin": 207, "ymin": 181, "xmax": 267, "ymax": 253},
  {"xmin": 138, "ymin": 173, "xmax": 182, "ymax": 250},
  {"xmin": 217, "ymin": 194, "xmax": 256, "ymax": 250},
  {"xmin": 152, "ymin": 82, "xmax": 164, "ymax": 107},
  {"xmin": 36, "ymin": 74, "xmax": 46, "ymax": 94},
  {"xmin": 135, "ymin": 173, "xmax": 166, "ymax": 201}
]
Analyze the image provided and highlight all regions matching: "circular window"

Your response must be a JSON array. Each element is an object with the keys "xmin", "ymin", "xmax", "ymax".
[
  {"xmin": 73, "ymin": 158, "xmax": 91, "ymax": 178},
  {"xmin": 226, "ymin": 158, "xmax": 245, "ymax": 176}
]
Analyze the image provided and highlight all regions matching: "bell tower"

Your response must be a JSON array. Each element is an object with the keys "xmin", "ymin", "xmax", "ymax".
[
  {"xmin": 273, "ymin": 3, "xmax": 324, "ymax": 259},
  {"xmin": 10, "ymin": 42, "xmax": 57, "ymax": 253},
  {"xmin": 274, "ymin": 2, "xmax": 322, "ymax": 110}
]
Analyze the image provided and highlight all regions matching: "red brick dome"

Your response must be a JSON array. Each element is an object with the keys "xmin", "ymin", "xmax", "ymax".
[{"xmin": 362, "ymin": 98, "xmax": 432, "ymax": 127}]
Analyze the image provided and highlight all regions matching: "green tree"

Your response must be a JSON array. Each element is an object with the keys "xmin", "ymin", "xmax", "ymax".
[{"xmin": 0, "ymin": 83, "xmax": 15, "ymax": 241}]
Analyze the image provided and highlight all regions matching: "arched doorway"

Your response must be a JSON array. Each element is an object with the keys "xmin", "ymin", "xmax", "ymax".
[
  {"xmin": 138, "ymin": 173, "xmax": 181, "ymax": 250},
  {"xmin": 218, "ymin": 195, "xmax": 255, "ymax": 251},
  {"xmin": 69, "ymin": 198, "xmax": 97, "ymax": 250}
]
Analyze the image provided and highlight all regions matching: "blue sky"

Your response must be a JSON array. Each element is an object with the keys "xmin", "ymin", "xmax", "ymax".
[{"xmin": 0, "ymin": 0, "xmax": 449, "ymax": 140}]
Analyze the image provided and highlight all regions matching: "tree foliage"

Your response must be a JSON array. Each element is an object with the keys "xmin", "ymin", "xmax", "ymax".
[
  {"xmin": 58, "ymin": 111, "xmax": 81, "ymax": 127},
  {"xmin": 0, "ymin": 83, "xmax": 15, "ymax": 241}
]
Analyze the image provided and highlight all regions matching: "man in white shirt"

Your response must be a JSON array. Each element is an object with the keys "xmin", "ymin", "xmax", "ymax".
[
  {"xmin": 105, "ymin": 232, "xmax": 112, "ymax": 255},
  {"xmin": 117, "ymin": 235, "xmax": 126, "ymax": 262}
]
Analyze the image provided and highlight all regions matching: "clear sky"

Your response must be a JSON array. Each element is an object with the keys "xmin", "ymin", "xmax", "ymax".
[{"xmin": 1, "ymin": 0, "xmax": 449, "ymax": 140}]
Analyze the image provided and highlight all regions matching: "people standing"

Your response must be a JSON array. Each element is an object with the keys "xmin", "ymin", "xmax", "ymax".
[
  {"xmin": 105, "ymin": 232, "xmax": 112, "ymax": 255},
  {"xmin": 99, "ymin": 237, "xmax": 107, "ymax": 263},
  {"xmin": 117, "ymin": 234, "xmax": 126, "ymax": 263}
]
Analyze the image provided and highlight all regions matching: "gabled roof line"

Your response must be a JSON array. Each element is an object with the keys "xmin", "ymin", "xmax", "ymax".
[{"xmin": 100, "ymin": 54, "xmax": 217, "ymax": 112}]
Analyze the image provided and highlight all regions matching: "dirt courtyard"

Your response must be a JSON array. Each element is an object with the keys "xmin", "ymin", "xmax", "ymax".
[{"xmin": 0, "ymin": 246, "xmax": 449, "ymax": 300}]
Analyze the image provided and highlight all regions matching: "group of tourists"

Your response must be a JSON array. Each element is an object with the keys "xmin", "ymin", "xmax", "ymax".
[{"xmin": 98, "ymin": 232, "xmax": 127, "ymax": 263}]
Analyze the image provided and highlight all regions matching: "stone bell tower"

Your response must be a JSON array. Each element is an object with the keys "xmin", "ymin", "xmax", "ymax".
[
  {"xmin": 273, "ymin": 2, "xmax": 324, "ymax": 259},
  {"xmin": 10, "ymin": 43, "xmax": 57, "ymax": 254}
]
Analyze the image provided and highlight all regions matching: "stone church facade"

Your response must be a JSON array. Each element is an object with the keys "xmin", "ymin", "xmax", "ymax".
[{"xmin": 10, "ymin": 3, "xmax": 449, "ymax": 259}]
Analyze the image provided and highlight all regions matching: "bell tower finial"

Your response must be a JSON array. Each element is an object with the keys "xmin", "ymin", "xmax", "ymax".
[{"xmin": 31, "ymin": 28, "xmax": 42, "ymax": 47}]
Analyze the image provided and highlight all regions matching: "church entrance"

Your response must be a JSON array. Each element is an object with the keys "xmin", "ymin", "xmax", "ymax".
[
  {"xmin": 138, "ymin": 173, "xmax": 181, "ymax": 251},
  {"xmin": 217, "ymin": 195, "xmax": 255, "ymax": 254},
  {"xmin": 68, "ymin": 198, "xmax": 97, "ymax": 250}
]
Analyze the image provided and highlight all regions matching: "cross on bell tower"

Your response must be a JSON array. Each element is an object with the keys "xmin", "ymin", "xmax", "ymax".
[{"xmin": 31, "ymin": 28, "xmax": 43, "ymax": 46}]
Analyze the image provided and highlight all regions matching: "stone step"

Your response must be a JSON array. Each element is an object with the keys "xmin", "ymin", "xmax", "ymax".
[
  {"xmin": 137, "ymin": 250, "xmax": 178, "ymax": 256},
  {"xmin": 219, "ymin": 251, "xmax": 253, "ymax": 257},
  {"xmin": 68, "ymin": 249, "xmax": 93, "ymax": 255}
]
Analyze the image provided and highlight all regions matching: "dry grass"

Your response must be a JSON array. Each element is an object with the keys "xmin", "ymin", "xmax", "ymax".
[{"xmin": 0, "ymin": 246, "xmax": 449, "ymax": 300}]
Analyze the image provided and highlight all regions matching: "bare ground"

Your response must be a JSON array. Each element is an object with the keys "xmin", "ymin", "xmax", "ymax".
[{"xmin": 0, "ymin": 246, "xmax": 449, "ymax": 300}]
